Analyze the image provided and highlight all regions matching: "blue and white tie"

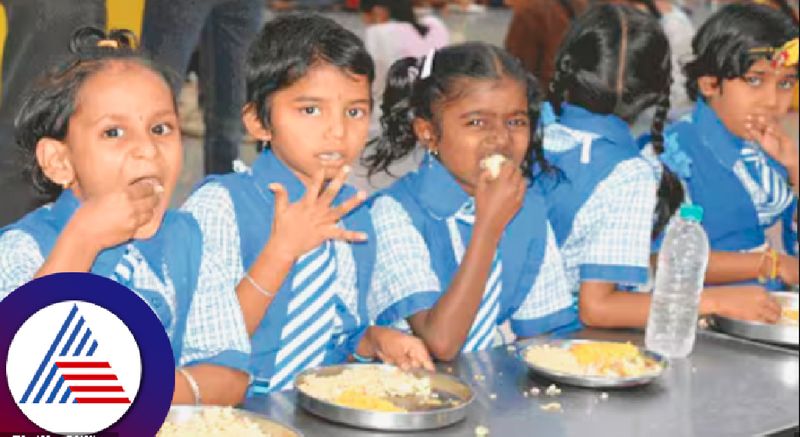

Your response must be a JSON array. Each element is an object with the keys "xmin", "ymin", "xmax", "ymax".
[
  {"xmin": 269, "ymin": 241, "xmax": 337, "ymax": 391},
  {"xmin": 111, "ymin": 245, "xmax": 137, "ymax": 287},
  {"xmin": 740, "ymin": 143, "xmax": 793, "ymax": 225},
  {"xmin": 446, "ymin": 201, "xmax": 504, "ymax": 353}
]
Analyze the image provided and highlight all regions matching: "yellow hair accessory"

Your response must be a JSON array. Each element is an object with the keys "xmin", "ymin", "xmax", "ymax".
[
  {"xmin": 773, "ymin": 38, "xmax": 798, "ymax": 68},
  {"xmin": 97, "ymin": 39, "xmax": 119, "ymax": 49},
  {"xmin": 749, "ymin": 38, "xmax": 799, "ymax": 68}
]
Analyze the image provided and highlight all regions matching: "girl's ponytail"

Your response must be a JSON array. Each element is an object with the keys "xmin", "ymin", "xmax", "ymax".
[{"xmin": 363, "ymin": 57, "xmax": 422, "ymax": 177}]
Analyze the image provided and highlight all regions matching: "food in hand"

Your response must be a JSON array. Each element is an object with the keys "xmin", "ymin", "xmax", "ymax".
[{"xmin": 480, "ymin": 154, "xmax": 508, "ymax": 180}]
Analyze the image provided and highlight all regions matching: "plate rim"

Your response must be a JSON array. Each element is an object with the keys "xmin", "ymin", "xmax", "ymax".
[
  {"xmin": 294, "ymin": 363, "xmax": 475, "ymax": 416},
  {"xmin": 517, "ymin": 338, "xmax": 668, "ymax": 387}
]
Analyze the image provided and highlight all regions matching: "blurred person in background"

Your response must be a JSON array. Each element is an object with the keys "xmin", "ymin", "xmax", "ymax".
[{"xmin": 141, "ymin": 0, "xmax": 263, "ymax": 175}]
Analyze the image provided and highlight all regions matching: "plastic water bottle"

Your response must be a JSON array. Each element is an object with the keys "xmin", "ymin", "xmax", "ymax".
[{"xmin": 645, "ymin": 204, "xmax": 709, "ymax": 358}]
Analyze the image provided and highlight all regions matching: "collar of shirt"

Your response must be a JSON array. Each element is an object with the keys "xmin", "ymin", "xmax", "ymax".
[
  {"xmin": 693, "ymin": 98, "xmax": 747, "ymax": 169},
  {"xmin": 557, "ymin": 103, "xmax": 636, "ymax": 152},
  {"xmin": 251, "ymin": 149, "xmax": 357, "ymax": 208},
  {"xmin": 49, "ymin": 189, "xmax": 168, "ymax": 282},
  {"xmin": 414, "ymin": 153, "xmax": 473, "ymax": 219}
]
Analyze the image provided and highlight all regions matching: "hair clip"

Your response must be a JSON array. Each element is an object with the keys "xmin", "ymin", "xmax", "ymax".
[
  {"xmin": 749, "ymin": 38, "xmax": 799, "ymax": 69},
  {"xmin": 97, "ymin": 39, "xmax": 119, "ymax": 49},
  {"xmin": 772, "ymin": 38, "xmax": 798, "ymax": 68},
  {"xmin": 420, "ymin": 49, "xmax": 435, "ymax": 80}
]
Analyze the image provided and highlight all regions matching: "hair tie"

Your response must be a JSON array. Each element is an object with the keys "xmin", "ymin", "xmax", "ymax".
[
  {"xmin": 97, "ymin": 39, "xmax": 120, "ymax": 49},
  {"xmin": 420, "ymin": 49, "xmax": 435, "ymax": 80}
]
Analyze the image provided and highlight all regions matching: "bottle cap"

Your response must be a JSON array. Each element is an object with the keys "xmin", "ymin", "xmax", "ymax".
[{"xmin": 679, "ymin": 203, "xmax": 704, "ymax": 223}]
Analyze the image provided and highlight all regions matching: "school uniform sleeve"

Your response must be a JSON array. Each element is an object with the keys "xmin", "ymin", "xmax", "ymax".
[
  {"xmin": 0, "ymin": 230, "xmax": 44, "ymax": 299},
  {"xmin": 510, "ymin": 224, "xmax": 577, "ymax": 337},
  {"xmin": 577, "ymin": 158, "xmax": 656, "ymax": 285},
  {"xmin": 368, "ymin": 195, "xmax": 441, "ymax": 326},
  {"xmin": 179, "ymin": 249, "xmax": 251, "ymax": 373},
  {"xmin": 181, "ymin": 182, "xmax": 245, "ymax": 290}
]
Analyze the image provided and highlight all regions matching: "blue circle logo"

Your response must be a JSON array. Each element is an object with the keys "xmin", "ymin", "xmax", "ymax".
[{"xmin": 0, "ymin": 273, "xmax": 174, "ymax": 435}]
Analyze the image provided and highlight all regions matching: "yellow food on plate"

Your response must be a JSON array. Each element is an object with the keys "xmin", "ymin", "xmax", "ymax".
[
  {"xmin": 157, "ymin": 407, "xmax": 269, "ymax": 437},
  {"xmin": 780, "ymin": 307, "xmax": 798, "ymax": 326},
  {"xmin": 525, "ymin": 342, "xmax": 661, "ymax": 378},
  {"xmin": 298, "ymin": 366, "xmax": 433, "ymax": 413},
  {"xmin": 334, "ymin": 390, "xmax": 406, "ymax": 413}
]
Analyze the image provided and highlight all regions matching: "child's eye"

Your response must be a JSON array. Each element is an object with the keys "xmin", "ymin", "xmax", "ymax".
[
  {"xmin": 508, "ymin": 118, "xmax": 529, "ymax": 127},
  {"xmin": 103, "ymin": 127, "xmax": 124, "ymax": 139},
  {"xmin": 467, "ymin": 119, "xmax": 485, "ymax": 127},
  {"xmin": 347, "ymin": 108, "xmax": 367, "ymax": 119},
  {"xmin": 778, "ymin": 78, "xmax": 797, "ymax": 90},
  {"xmin": 301, "ymin": 106, "xmax": 322, "ymax": 116},
  {"xmin": 744, "ymin": 76, "xmax": 763, "ymax": 87},
  {"xmin": 151, "ymin": 123, "xmax": 173, "ymax": 136}
]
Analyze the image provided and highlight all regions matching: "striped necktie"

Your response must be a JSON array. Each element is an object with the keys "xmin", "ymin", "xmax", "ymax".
[
  {"xmin": 446, "ymin": 200, "xmax": 504, "ymax": 353},
  {"xmin": 111, "ymin": 245, "xmax": 137, "ymax": 288},
  {"xmin": 739, "ymin": 142, "xmax": 793, "ymax": 225},
  {"xmin": 268, "ymin": 241, "xmax": 337, "ymax": 391}
]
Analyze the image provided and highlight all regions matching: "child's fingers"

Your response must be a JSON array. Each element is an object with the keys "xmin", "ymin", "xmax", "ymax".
[
  {"xmin": 761, "ymin": 296, "xmax": 783, "ymax": 322},
  {"xmin": 269, "ymin": 183, "xmax": 289, "ymax": 213},
  {"xmin": 303, "ymin": 169, "xmax": 327, "ymax": 202},
  {"xmin": 327, "ymin": 226, "xmax": 368, "ymax": 242},
  {"xmin": 332, "ymin": 191, "xmax": 367, "ymax": 219},
  {"xmin": 409, "ymin": 345, "xmax": 435, "ymax": 371},
  {"xmin": 319, "ymin": 166, "xmax": 350, "ymax": 207}
]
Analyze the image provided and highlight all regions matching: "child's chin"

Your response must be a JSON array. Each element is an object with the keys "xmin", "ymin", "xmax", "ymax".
[{"xmin": 132, "ymin": 210, "xmax": 167, "ymax": 240}]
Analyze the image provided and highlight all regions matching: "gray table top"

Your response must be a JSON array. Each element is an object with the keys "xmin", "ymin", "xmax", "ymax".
[{"xmin": 241, "ymin": 329, "xmax": 799, "ymax": 437}]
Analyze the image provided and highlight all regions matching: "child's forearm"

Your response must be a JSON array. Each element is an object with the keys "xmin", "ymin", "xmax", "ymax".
[
  {"xmin": 407, "ymin": 224, "xmax": 500, "ymax": 361},
  {"xmin": 35, "ymin": 222, "xmax": 102, "ymax": 278},
  {"xmin": 236, "ymin": 240, "xmax": 296, "ymax": 336},
  {"xmin": 704, "ymin": 251, "xmax": 763, "ymax": 284},
  {"xmin": 173, "ymin": 365, "xmax": 249, "ymax": 406},
  {"xmin": 578, "ymin": 281, "xmax": 653, "ymax": 328}
]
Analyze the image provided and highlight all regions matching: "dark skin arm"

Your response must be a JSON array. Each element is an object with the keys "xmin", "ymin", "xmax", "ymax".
[
  {"xmin": 407, "ymin": 164, "xmax": 526, "ymax": 361},
  {"xmin": 578, "ymin": 281, "xmax": 783, "ymax": 328}
]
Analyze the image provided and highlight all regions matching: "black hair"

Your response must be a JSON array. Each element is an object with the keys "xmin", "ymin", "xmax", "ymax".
[
  {"xmin": 13, "ymin": 26, "xmax": 178, "ymax": 203},
  {"xmin": 360, "ymin": 0, "xmax": 429, "ymax": 37},
  {"xmin": 363, "ymin": 42, "xmax": 554, "ymax": 181},
  {"xmin": 549, "ymin": 4, "xmax": 681, "ymax": 238},
  {"xmin": 765, "ymin": 0, "xmax": 800, "ymax": 26},
  {"xmin": 684, "ymin": 3, "xmax": 798, "ymax": 102},
  {"xmin": 245, "ymin": 13, "xmax": 375, "ymax": 152}
]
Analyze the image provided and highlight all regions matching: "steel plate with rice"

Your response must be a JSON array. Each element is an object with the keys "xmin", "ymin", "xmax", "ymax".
[
  {"xmin": 711, "ymin": 291, "xmax": 799, "ymax": 347},
  {"xmin": 518, "ymin": 339, "xmax": 667, "ymax": 388},
  {"xmin": 158, "ymin": 406, "xmax": 302, "ymax": 437},
  {"xmin": 294, "ymin": 364, "xmax": 473, "ymax": 431}
]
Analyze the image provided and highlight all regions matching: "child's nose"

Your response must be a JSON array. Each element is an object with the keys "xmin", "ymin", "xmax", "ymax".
[
  {"xmin": 326, "ymin": 112, "xmax": 346, "ymax": 139},
  {"xmin": 761, "ymin": 84, "xmax": 780, "ymax": 110},
  {"xmin": 132, "ymin": 134, "xmax": 159, "ymax": 159}
]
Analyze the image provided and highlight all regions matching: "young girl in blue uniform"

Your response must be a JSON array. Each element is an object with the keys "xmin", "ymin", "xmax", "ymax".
[
  {"xmin": 183, "ymin": 14, "xmax": 433, "ymax": 395},
  {"xmin": 0, "ymin": 28, "xmax": 251, "ymax": 405},
  {"xmin": 539, "ymin": 5, "xmax": 685, "ymax": 328},
  {"xmin": 544, "ymin": 4, "xmax": 786, "ymax": 328},
  {"xmin": 363, "ymin": 42, "xmax": 577, "ymax": 361},
  {"xmin": 657, "ymin": 4, "xmax": 798, "ymax": 307}
]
